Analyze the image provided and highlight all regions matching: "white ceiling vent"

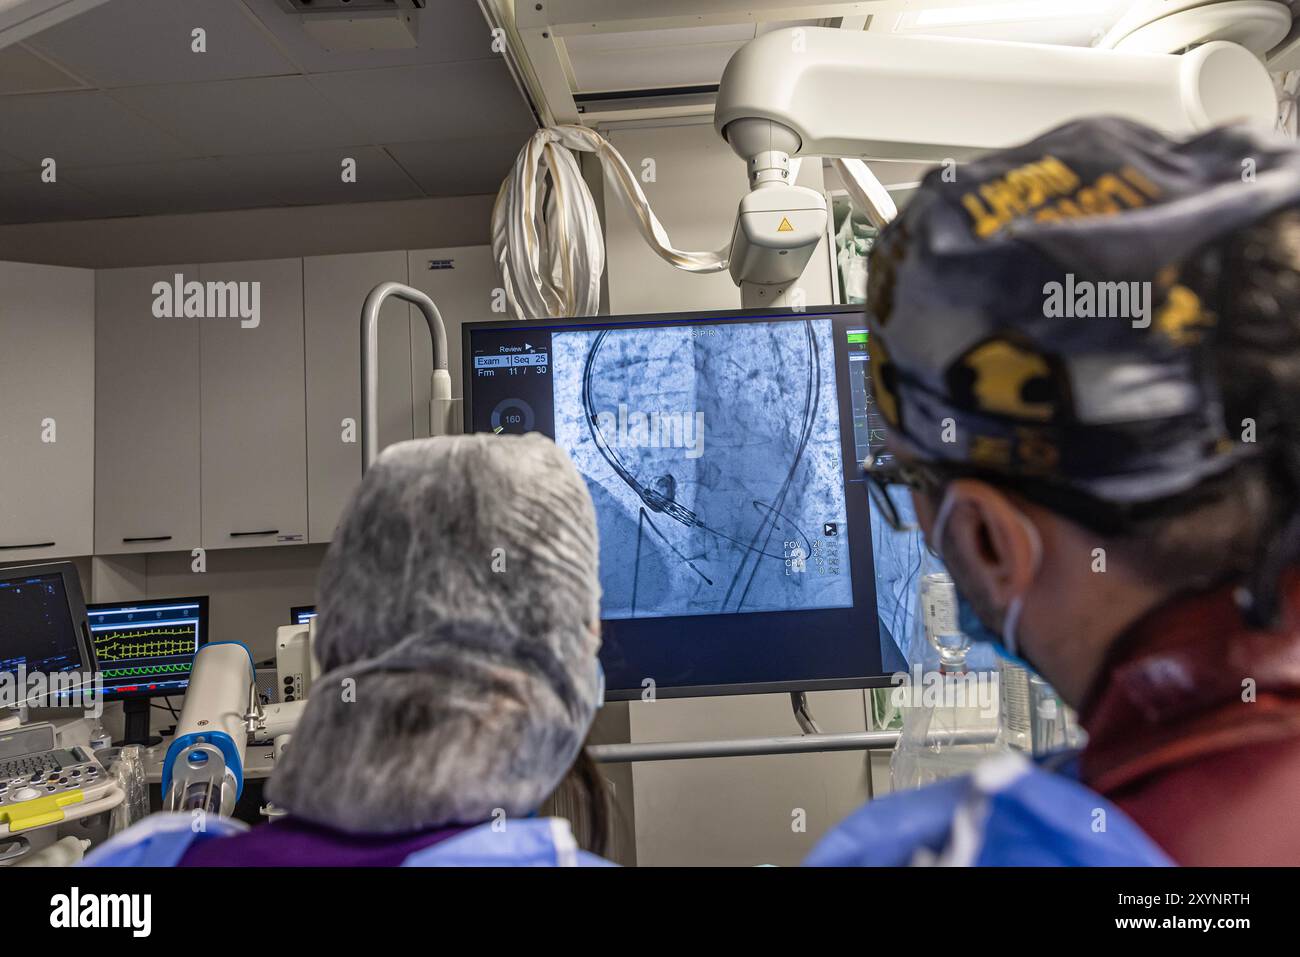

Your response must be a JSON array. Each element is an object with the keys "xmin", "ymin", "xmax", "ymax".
[
  {"xmin": 278, "ymin": 0, "xmax": 423, "ymax": 11},
  {"xmin": 277, "ymin": 0, "xmax": 426, "ymax": 52}
]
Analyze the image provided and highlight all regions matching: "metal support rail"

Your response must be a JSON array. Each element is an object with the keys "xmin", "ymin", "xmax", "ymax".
[{"xmin": 588, "ymin": 728, "xmax": 999, "ymax": 764}]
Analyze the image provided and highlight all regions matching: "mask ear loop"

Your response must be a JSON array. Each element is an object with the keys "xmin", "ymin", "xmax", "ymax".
[
  {"xmin": 928, "ymin": 485, "xmax": 959, "ymax": 561},
  {"xmin": 1000, "ymin": 510, "xmax": 1043, "ymax": 658}
]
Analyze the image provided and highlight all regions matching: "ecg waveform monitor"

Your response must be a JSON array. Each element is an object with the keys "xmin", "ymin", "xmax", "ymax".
[{"xmin": 86, "ymin": 596, "xmax": 209, "ymax": 700}]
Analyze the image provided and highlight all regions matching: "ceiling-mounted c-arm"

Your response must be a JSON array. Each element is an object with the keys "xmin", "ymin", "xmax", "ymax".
[{"xmin": 712, "ymin": 26, "xmax": 1278, "ymax": 303}]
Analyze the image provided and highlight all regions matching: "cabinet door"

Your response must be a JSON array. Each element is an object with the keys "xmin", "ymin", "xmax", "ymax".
[
  {"xmin": 95, "ymin": 265, "xmax": 201, "ymax": 555},
  {"xmin": 199, "ymin": 258, "xmax": 308, "ymax": 549},
  {"xmin": 0, "ymin": 261, "xmax": 94, "ymax": 561},
  {"xmin": 303, "ymin": 250, "xmax": 414, "ymax": 543},
  {"xmin": 406, "ymin": 246, "xmax": 501, "ymax": 436}
]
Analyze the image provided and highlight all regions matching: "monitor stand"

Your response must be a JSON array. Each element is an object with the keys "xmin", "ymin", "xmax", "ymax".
[{"xmin": 121, "ymin": 698, "xmax": 162, "ymax": 748}]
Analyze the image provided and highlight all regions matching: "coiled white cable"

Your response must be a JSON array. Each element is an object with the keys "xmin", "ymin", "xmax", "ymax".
[{"xmin": 491, "ymin": 125, "xmax": 729, "ymax": 321}]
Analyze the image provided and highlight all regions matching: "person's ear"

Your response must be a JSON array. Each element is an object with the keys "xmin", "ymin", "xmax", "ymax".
[{"xmin": 923, "ymin": 479, "xmax": 1040, "ymax": 607}]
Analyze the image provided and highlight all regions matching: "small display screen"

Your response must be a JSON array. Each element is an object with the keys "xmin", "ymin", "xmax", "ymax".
[
  {"xmin": 87, "ymin": 597, "xmax": 207, "ymax": 699},
  {"xmin": 0, "ymin": 572, "xmax": 86, "ymax": 679}
]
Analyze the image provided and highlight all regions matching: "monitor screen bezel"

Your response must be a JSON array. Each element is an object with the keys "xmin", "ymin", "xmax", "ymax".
[
  {"xmin": 462, "ymin": 304, "xmax": 896, "ymax": 701},
  {"xmin": 0, "ymin": 561, "xmax": 97, "ymax": 708},
  {"xmin": 84, "ymin": 594, "xmax": 210, "ymax": 701}
]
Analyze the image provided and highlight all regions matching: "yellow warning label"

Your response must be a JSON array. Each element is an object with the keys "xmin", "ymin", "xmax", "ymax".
[{"xmin": 777, "ymin": 217, "xmax": 794, "ymax": 232}]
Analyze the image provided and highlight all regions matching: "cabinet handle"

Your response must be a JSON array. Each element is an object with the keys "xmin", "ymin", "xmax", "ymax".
[
  {"xmin": 231, "ymin": 529, "xmax": 279, "ymax": 538},
  {"xmin": 123, "ymin": 535, "xmax": 173, "ymax": 544},
  {"xmin": 0, "ymin": 542, "xmax": 54, "ymax": 550}
]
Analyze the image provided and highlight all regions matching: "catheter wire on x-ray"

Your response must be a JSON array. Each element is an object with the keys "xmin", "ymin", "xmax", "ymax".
[{"xmin": 580, "ymin": 321, "xmax": 822, "ymax": 615}]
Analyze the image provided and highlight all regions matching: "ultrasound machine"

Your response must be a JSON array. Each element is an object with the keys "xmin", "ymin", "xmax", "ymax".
[
  {"xmin": 463, "ymin": 306, "xmax": 921, "ymax": 701},
  {"xmin": 0, "ymin": 564, "xmax": 120, "ymax": 852}
]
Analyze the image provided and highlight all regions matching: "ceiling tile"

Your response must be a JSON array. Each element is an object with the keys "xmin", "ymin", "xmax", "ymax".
[
  {"xmin": 0, "ymin": 149, "xmax": 32, "ymax": 172},
  {"xmin": 24, "ymin": 0, "xmax": 298, "ymax": 87},
  {"xmin": 59, "ymin": 157, "xmax": 251, "ymax": 218},
  {"xmin": 241, "ymin": 0, "xmax": 499, "ymax": 73},
  {"xmin": 110, "ymin": 75, "xmax": 371, "ymax": 156},
  {"xmin": 385, "ymin": 135, "xmax": 523, "ymax": 196},
  {"xmin": 216, "ymin": 146, "xmax": 424, "ymax": 206},
  {"xmin": 0, "ymin": 91, "xmax": 194, "ymax": 167},
  {"xmin": 0, "ymin": 43, "xmax": 87, "ymax": 95},
  {"xmin": 308, "ymin": 60, "xmax": 535, "ymax": 144},
  {"xmin": 0, "ymin": 169, "xmax": 103, "ymax": 225}
]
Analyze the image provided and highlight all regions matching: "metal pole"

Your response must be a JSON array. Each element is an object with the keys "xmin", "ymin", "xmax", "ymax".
[
  {"xmin": 588, "ymin": 728, "xmax": 999, "ymax": 764},
  {"xmin": 360, "ymin": 281, "xmax": 450, "ymax": 472}
]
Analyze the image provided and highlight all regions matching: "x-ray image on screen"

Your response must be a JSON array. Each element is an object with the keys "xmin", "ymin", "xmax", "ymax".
[{"xmin": 552, "ymin": 318, "xmax": 854, "ymax": 620}]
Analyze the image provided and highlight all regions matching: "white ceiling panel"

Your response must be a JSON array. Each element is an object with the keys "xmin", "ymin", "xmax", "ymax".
[
  {"xmin": 567, "ymin": 41, "xmax": 746, "ymax": 92},
  {"xmin": 0, "ymin": 90, "xmax": 195, "ymax": 166},
  {"xmin": 110, "ymin": 74, "xmax": 371, "ymax": 155},
  {"xmin": 562, "ymin": 24, "xmax": 758, "ymax": 54},
  {"xmin": 0, "ymin": 169, "xmax": 104, "ymax": 224},
  {"xmin": 59, "ymin": 156, "xmax": 252, "ymax": 218},
  {"xmin": 386, "ymin": 134, "xmax": 526, "ymax": 196},
  {"xmin": 0, "ymin": 43, "xmax": 87, "ymax": 95},
  {"xmin": 241, "ymin": 0, "xmax": 500, "ymax": 72},
  {"xmin": 24, "ymin": 0, "xmax": 298, "ymax": 87},
  {"xmin": 0, "ymin": 149, "xmax": 32, "ymax": 172},
  {"xmin": 308, "ymin": 60, "xmax": 535, "ymax": 143},
  {"xmin": 216, "ymin": 146, "xmax": 424, "ymax": 206},
  {"xmin": 0, "ymin": 1, "xmax": 543, "ymax": 222}
]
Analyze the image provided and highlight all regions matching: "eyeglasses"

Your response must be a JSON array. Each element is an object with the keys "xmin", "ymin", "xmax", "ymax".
[{"xmin": 860, "ymin": 450, "xmax": 942, "ymax": 533}]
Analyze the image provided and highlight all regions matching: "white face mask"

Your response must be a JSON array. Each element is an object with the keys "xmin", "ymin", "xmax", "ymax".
[{"xmin": 929, "ymin": 485, "xmax": 1043, "ymax": 659}]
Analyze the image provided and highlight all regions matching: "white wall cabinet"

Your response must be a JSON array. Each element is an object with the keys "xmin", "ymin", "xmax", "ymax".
[
  {"xmin": 0, "ymin": 261, "xmax": 95, "ymax": 561},
  {"xmin": 199, "ymin": 258, "xmax": 308, "ymax": 550},
  {"xmin": 303, "ymin": 250, "xmax": 414, "ymax": 543},
  {"xmin": 94, "ymin": 265, "xmax": 201, "ymax": 555},
  {"xmin": 3, "ymin": 247, "xmax": 497, "ymax": 558}
]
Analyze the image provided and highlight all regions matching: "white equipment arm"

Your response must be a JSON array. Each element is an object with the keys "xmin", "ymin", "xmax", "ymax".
[
  {"xmin": 360, "ymin": 281, "xmax": 461, "ymax": 471},
  {"xmin": 715, "ymin": 28, "xmax": 1277, "ymax": 163},
  {"xmin": 713, "ymin": 26, "xmax": 1278, "ymax": 300}
]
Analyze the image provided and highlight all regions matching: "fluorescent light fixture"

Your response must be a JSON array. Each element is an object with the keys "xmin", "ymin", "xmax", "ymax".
[{"xmin": 903, "ymin": 0, "xmax": 1118, "ymax": 29}]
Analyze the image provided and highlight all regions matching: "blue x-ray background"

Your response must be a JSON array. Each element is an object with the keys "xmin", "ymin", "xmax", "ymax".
[{"xmin": 552, "ymin": 319, "xmax": 853, "ymax": 621}]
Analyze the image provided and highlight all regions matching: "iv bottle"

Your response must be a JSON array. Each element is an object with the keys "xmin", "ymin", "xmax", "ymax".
[
  {"xmin": 890, "ymin": 573, "xmax": 1005, "ymax": 790},
  {"xmin": 921, "ymin": 572, "xmax": 968, "ymax": 673},
  {"xmin": 89, "ymin": 719, "xmax": 112, "ymax": 753}
]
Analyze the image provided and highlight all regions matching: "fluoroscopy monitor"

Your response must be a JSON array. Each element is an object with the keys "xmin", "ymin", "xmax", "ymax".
[
  {"xmin": 463, "ymin": 306, "xmax": 920, "ymax": 700},
  {"xmin": 85, "ymin": 596, "xmax": 209, "ymax": 701},
  {"xmin": 0, "ymin": 562, "xmax": 96, "ymax": 707},
  {"xmin": 290, "ymin": 605, "xmax": 317, "ymax": 625}
]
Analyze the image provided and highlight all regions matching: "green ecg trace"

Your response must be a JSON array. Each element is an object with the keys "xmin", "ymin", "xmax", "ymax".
[{"xmin": 102, "ymin": 662, "xmax": 192, "ymax": 678}]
